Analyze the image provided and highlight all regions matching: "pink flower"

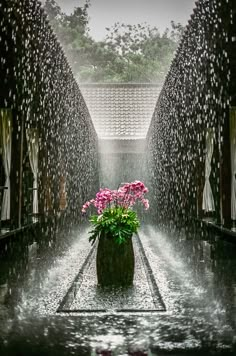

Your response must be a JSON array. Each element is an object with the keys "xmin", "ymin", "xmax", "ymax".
[
  {"xmin": 82, "ymin": 181, "xmax": 149, "ymax": 214},
  {"xmin": 142, "ymin": 199, "xmax": 149, "ymax": 210}
]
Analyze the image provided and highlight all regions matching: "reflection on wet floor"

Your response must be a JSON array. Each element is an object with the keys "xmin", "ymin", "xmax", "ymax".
[
  {"xmin": 59, "ymin": 236, "xmax": 165, "ymax": 313},
  {"xmin": 0, "ymin": 223, "xmax": 236, "ymax": 355}
]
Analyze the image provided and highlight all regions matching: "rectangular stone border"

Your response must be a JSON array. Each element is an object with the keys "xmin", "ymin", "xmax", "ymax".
[{"xmin": 57, "ymin": 234, "xmax": 166, "ymax": 314}]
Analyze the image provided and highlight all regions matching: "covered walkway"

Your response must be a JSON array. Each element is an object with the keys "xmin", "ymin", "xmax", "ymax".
[{"xmin": 0, "ymin": 0, "xmax": 236, "ymax": 354}]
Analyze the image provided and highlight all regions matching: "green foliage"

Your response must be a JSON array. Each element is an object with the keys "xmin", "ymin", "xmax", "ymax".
[
  {"xmin": 88, "ymin": 207, "xmax": 140, "ymax": 245},
  {"xmin": 44, "ymin": 0, "xmax": 184, "ymax": 83},
  {"xmin": 103, "ymin": 22, "xmax": 184, "ymax": 83},
  {"xmin": 44, "ymin": 0, "xmax": 62, "ymax": 23}
]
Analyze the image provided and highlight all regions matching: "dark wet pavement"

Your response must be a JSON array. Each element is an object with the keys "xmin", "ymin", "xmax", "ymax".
[{"xmin": 0, "ymin": 223, "xmax": 236, "ymax": 355}]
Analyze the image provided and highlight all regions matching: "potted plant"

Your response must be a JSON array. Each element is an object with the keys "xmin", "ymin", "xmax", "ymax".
[{"xmin": 82, "ymin": 181, "xmax": 149, "ymax": 286}]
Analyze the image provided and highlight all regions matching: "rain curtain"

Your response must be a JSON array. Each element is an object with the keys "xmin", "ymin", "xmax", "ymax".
[
  {"xmin": 26, "ymin": 128, "xmax": 39, "ymax": 215},
  {"xmin": 202, "ymin": 128, "xmax": 215, "ymax": 212},
  {"xmin": 59, "ymin": 175, "xmax": 67, "ymax": 210},
  {"xmin": 230, "ymin": 107, "xmax": 236, "ymax": 220},
  {"xmin": 0, "ymin": 109, "xmax": 12, "ymax": 221}
]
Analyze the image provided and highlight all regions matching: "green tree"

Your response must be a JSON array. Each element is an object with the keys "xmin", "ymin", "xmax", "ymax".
[
  {"xmin": 104, "ymin": 22, "xmax": 183, "ymax": 82},
  {"xmin": 43, "ymin": 1, "xmax": 184, "ymax": 83},
  {"xmin": 44, "ymin": 0, "xmax": 62, "ymax": 22}
]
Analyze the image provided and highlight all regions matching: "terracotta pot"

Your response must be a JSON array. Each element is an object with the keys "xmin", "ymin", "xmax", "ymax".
[{"xmin": 96, "ymin": 232, "xmax": 135, "ymax": 286}]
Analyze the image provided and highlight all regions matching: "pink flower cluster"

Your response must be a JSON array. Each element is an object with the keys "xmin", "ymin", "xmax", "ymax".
[{"xmin": 82, "ymin": 181, "xmax": 149, "ymax": 215}]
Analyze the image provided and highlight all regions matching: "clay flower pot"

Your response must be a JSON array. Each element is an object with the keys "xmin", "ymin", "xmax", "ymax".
[{"xmin": 96, "ymin": 232, "xmax": 135, "ymax": 286}]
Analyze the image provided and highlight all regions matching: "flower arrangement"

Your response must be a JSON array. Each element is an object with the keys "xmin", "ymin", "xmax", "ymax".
[{"xmin": 82, "ymin": 181, "xmax": 149, "ymax": 245}]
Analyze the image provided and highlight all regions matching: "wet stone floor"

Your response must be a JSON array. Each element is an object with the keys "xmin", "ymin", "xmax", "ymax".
[
  {"xmin": 59, "ymin": 234, "xmax": 165, "ymax": 313},
  {"xmin": 0, "ymin": 223, "xmax": 236, "ymax": 355}
]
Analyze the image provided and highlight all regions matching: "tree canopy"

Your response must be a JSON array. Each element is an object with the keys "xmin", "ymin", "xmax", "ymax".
[{"xmin": 43, "ymin": 0, "xmax": 184, "ymax": 83}]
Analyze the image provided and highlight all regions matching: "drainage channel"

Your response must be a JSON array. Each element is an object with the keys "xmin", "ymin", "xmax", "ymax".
[{"xmin": 57, "ymin": 234, "xmax": 166, "ymax": 314}]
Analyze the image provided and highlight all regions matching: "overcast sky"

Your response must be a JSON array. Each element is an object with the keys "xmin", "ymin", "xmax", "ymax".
[{"xmin": 53, "ymin": 0, "xmax": 196, "ymax": 40}]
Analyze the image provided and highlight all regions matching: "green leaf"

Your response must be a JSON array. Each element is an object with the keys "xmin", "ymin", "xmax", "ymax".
[{"xmin": 87, "ymin": 206, "xmax": 140, "ymax": 245}]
